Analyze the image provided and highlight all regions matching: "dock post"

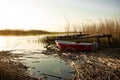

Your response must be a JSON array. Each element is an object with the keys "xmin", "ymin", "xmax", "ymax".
[
  {"xmin": 96, "ymin": 37, "xmax": 101, "ymax": 49},
  {"xmin": 108, "ymin": 34, "xmax": 112, "ymax": 47}
]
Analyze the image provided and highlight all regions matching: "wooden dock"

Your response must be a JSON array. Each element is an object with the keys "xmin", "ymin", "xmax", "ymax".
[{"xmin": 45, "ymin": 33, "xmax": 113, "ymax": 48}]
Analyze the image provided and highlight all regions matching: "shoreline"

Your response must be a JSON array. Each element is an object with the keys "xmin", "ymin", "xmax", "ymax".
[
  {"xmin": 0, "ymin": 51, "xmax": 37, "ymax": 80},
  {"xmin": 0, "ymin": 48, "xmax": 120, "ymax": 80},
  {"xmin": 42, "ymin": 47, "xmax": 120, "ymax": 80}
]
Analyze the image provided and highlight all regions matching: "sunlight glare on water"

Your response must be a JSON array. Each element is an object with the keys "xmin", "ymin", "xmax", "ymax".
[
  {"xmin": 0, "ymin": 36, "xmax": 45, "ymax": 51},
  {"xmin": 0, "ymin": 36, "xmax": 73, "ymax": 80}
]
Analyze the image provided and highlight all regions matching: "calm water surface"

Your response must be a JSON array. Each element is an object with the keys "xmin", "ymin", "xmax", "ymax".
[{"xmin": 0, "ymin": 36, "xmax": 73, "ymax": 80}]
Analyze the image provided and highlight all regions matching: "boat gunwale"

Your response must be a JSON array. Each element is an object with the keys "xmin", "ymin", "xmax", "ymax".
[{"xmin": 55, "ymin": 40, "xmax": 94, "ymax": 45}]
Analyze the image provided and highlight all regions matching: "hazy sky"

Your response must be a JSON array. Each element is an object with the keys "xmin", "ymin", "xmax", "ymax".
[{"xmin": 0, "ymin": 0, "xmax": 120, "ymax": 31}]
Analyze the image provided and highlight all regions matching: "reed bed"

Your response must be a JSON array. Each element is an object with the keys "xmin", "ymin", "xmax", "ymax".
[{"xmin": 81, "ymin": 18, "xmax": 120, "ymax": 47}]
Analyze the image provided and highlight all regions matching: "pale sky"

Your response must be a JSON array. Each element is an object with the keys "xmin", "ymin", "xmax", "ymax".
[{"xmin": 0, "ymin": 0, "xmax": 120, "ymax": 31}]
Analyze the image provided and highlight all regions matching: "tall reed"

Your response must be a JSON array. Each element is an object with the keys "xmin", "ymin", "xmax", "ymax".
[{"xmin": 74, "ymin": 17, "xmax": 120, "ymax": 47}]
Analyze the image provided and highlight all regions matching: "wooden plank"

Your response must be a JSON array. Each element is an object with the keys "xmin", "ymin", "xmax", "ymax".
[{"xmin": 46, "ymin": 34, "xmax": 113, "ymax": 47}]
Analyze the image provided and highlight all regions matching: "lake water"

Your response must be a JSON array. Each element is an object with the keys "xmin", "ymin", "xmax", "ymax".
[{"xmin": 0, "ymin": 36, "xmax": 73, "ymax": 80}]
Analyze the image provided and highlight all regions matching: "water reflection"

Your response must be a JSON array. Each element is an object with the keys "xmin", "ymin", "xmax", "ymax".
[
  {"xmin": 0, "ymin": 36, "xmax": 45, "ymax": 51},
  {"xmin": 0, "ymin": 36, "xmax": 73, "ymax": 80},
  {"xmin": 22, "ymin": 53, "xmax": 73, "ymax": 79}
]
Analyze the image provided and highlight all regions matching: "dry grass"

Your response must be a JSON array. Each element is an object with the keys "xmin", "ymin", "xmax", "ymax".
[
  {"xmin": 57, "ymin": 48, "xmax": 120, "ymax": 80},
  {"xmin": 42, "ymin": 47, "xmax": 120, "ymax": 80},
  {"xmin": 0, "ymin": 51, "xmax": 37, "ymax": 80},
  {"xmin": 81, "ymin": 18, "xmax": 120, "ymax": 47},
  {"xmin": 73, "ymin": 54, "xmax": 120, "ymax": 80}
]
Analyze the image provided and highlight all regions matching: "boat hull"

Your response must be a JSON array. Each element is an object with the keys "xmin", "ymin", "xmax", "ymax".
[{"xmin": 55, "ymin": 40, "xmax": 98, "ymax": 51}]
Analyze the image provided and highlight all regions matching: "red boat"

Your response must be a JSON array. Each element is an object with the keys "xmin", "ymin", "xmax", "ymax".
[{"xmin": 55, "ymin": 40, "xmax": 98, "ymax": 51}]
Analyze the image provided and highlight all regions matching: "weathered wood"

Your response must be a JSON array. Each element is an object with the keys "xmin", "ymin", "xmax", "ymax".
[
  {"xmin": 96, "ymin": 36, "xmax": 101, "ymax": 49},
  {"xmin": 78, "ymin": 34, "xmax": 111, "ymax": 39},
  {"xmin": 108, "ymin": 36, "xmax": 111, "ymax": 46},
  {"xmin": 46, "ymin": 34, "xmax": 113, "ymax": 47}
]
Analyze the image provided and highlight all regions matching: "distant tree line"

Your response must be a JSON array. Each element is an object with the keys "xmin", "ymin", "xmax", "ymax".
[{"xmin": 0, "ymin": 29, "xmax": 51, "ymax": 36}]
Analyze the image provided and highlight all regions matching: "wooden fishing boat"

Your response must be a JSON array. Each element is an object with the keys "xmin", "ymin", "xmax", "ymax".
[{"xmin": 55, "ymin": 40, "xmax": 98, "ymax": 51}]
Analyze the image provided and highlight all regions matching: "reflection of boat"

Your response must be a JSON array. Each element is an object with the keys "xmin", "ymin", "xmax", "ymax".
[{"xmin": 55, "ymin": 40, "xmax": 98, "ymax": 51}]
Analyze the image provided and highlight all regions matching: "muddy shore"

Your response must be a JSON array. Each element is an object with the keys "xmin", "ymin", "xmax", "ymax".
[
  {"xmin": 0, "ymin": 51, "xmax": 37, "ymax": 80},
  {"xmin": 0, "ymin": 48, "xmax": 120, "ymax": 80},
  {"xmin": 43, "ymin": 47, "xmax": 120, "ymax": 80}
]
